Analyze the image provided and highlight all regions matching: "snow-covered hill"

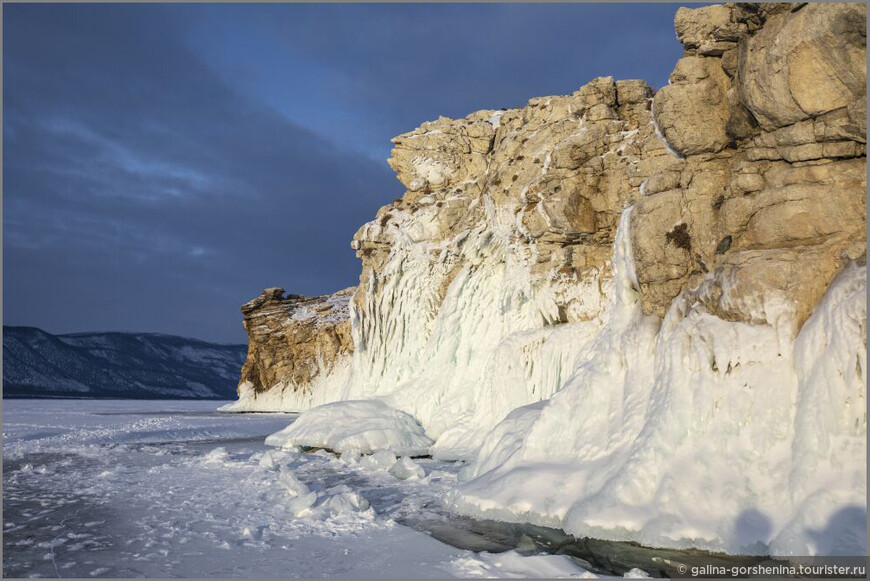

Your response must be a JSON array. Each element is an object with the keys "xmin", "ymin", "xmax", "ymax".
[{"xmin": 3, "ymin": 326, "xmax": 246, "ymax": 399}]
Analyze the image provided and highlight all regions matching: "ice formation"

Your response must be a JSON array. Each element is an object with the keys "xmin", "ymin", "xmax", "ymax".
[
  {"xmin": 221, "ymin": 362, "xmax": 354, "ymax": 414},
  {"xmin": 449, "ymin": 218, "xmax": 866, "ymax": 556},
  {"xmin": 264, "ymin": 200, "xmax": 865, "ymax": 555},
  {"xmin": 265, "ymin": 400, "xmax": 433, "ymax": 456},
  {"xmin": 345, "ymin": 203, "xmax": 608, "ymax": 459}
]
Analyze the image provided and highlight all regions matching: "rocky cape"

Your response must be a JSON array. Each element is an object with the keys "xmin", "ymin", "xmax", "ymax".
[{"xmin": 224, "ymin": 3, "xmax": 866, "ymax": 557}]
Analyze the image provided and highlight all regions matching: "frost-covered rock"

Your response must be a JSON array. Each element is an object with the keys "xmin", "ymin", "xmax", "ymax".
[
  {"xmin": 265, "ymin": 400, "xmax": 433, "ymax": 456},
  {"xmin": 345, "ymin": 76, "xmax": 665, "ymax": 458}
]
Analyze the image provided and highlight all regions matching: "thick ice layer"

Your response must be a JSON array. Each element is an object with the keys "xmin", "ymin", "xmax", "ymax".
[
  {"xmin": 336, "ymin": 198, "xmax": 616, "ymax": 459},
  {"xmin": 265, "ymin": 400, "xmax": 433, "ymax": 456},
  {"xmin": 449, "ymin": 210, "xmax": 867, "ymax": 556},
  {"xmin": 239, "ymin": 191, "xmax": 864, "ymax": 556}
]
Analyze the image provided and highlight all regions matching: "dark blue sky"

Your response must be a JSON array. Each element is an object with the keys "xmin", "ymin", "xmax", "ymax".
[{"xmin": 4, "ymin": 3, "xmax": 687, "ymax": 343}]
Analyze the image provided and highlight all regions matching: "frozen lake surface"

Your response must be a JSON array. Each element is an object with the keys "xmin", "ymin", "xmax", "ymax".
[{"xmin": 3, "ymin": 399, "xmax": 647, "ymax": 578}]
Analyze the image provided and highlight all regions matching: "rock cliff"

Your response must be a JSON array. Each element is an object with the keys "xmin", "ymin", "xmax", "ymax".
[
  {"xmin": 228, "ymin": 2, "xmax": 866, "ymax": 556},
  {"xmin": 643, "ymin": 2, "xmax": 866, "ymax": 331},
  {"xmin": 220, "ymin": 287, "xmax": 354, "ymax": 411}
]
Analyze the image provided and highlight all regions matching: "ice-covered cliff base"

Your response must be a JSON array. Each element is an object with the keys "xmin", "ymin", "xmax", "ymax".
[
  {"xmin": 449, "ymin": 252, "xmax": 866, "ymax": 557},
  {"xmin": 271, "ymin": 209, "xmax": 866, "ymax": 556}
]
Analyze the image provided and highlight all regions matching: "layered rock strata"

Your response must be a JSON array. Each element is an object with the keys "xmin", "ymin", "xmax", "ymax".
[
  {"xmin": 221, "ymin": 287, "xmax": 354, "ymax": 411},
  {"xmin": 641, "ymin": 2, "xmax": 866, "ymax": 331}
]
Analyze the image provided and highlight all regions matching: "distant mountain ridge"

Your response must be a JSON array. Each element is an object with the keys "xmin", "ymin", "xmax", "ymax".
[{"xmin": 3, "ymin": 326, "xmax": 246, "ymax": 399}]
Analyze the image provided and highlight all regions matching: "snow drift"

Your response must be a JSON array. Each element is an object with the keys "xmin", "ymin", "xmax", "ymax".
[{"xmin": 265, "ymin": 400, "xmax": 433, "ymax": 456}]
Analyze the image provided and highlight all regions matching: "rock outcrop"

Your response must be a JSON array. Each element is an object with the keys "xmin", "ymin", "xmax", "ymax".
[
  {"xmin": 341, "ymin": 2, "xmax": 865, "ymax": 448},
  {"xmin": 641, "ymin": 2, "xmax": 866, "ymax": 331},
  {"xmin": 230, "ymin": 2, "xmax": 866, "ymax": 556},
  {"xmin": 222, "ymin": 287, "xmax": 354, "ymax": 411},
  {"xmin": 354, "ymin": 75, "xmax": 658, "ymax": 326},
  {"xmin": 344, "ymin": 76, "xmax": 669, "ymax": 454}
]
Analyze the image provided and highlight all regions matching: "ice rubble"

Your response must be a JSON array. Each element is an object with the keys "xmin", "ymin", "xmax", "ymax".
[
  {"xmin": 251, "ymin": 448, "xmax": 378, "ymax": 522},
  {"xmin": 389, "ymin": 456, "xmax": 426, "ymax": 480}
]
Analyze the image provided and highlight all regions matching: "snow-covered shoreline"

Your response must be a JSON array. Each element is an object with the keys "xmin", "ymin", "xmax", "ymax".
[
  {"xmin": 3, "ymin": 399, "xmax": 659, "ymax": 578},
  {"xmin": 13, "ymin": 398, "xmax": 845, "ymax": 578}
]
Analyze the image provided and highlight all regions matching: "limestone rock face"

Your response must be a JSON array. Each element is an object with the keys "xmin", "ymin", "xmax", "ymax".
[
  {"xmin": 738, "ymin": 2, "xmax": 867, "ymax": 130},
  {"xmin": 237, "ymin": 287, "xmax": 354, "ymax": 398},
  {"xmin": 675, "ymin": 5, "xmax": 746, "ymax": 56},
  {"xmin": 352, "ymin": 1, "xmax": 866, "ymax": 350},
  {"xmin": 355, "ymin": 75, "xmax": 668, "ymax": 326},
  {"xmin": 342, "ymin": 75, "xmax": 684, "ymax": 451},
  {"xmin": 653, "ymin": 56, "xmax": 732, "ymax": 155},
  {"xmin": 636, "ymin": 2, "xmax": 866, "ymax": 329}
]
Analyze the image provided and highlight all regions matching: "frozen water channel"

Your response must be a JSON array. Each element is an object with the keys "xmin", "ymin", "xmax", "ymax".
[{"xmin": 3, "ymin": 399, "xmax": 650, "ymax": 578}]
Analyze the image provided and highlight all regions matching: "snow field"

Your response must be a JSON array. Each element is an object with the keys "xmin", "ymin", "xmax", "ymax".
[{"xmin": 5, "ymin": 400, "xmax": 631, "ymax": 578}]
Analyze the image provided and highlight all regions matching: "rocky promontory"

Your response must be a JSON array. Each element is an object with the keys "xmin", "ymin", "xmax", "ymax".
[
  {"xmin": 221, "ymin": 286, "xmax": 354, "ymax": 411},
  {"xmin": 227, "ymin": 2, "xmax": 865, "ymax": 556}
]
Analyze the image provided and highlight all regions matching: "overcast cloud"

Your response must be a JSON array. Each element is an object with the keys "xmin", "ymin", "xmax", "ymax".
[{"xmin": 3, "ymin": 3, "xmax": 686, "ymax": 342}]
